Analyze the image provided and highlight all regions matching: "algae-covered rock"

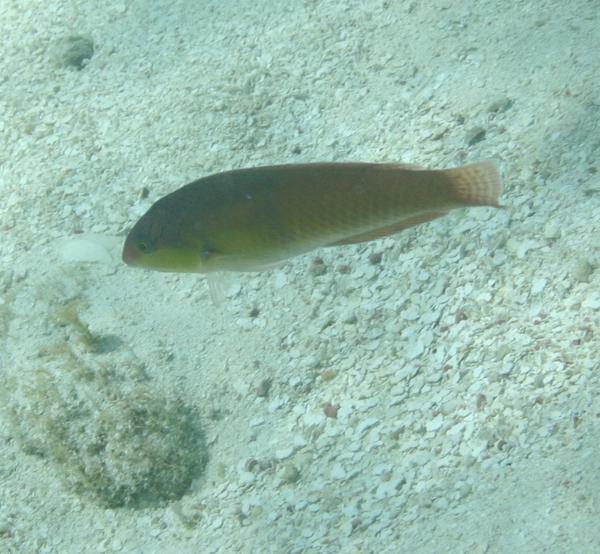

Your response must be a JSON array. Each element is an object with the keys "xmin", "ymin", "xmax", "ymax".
[
  {"xmin": 52, "ymin": 35, "xmax": 95, "ymax": 70},
  {"xmin": 2, "ymin": 363, "xmax": 207, "ymax": 508},
  {"xmin": 0, "ymin": 271, "xmax": 207, "ymax": 508}
]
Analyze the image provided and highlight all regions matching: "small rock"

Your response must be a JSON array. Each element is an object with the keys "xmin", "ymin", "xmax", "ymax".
[
  {"xmin": 267, "ymin": 398, "xmax": 285, "ymax": 412},
  {"xmin": 506, "ymin": 237, "xmax": 541, "ymax": 258},
  {"xmin": 235, "ymin": 318, "xmax": 254, "ymax": 331},
  {"xmin": 582, "ymin": 293, "xmax": 600, "ymax": 310},
  {"xmin": 543, "ymin": 221, "xmax": 561, "ymax": 240},
  {"xmin": 54, "ymin": 35, "xmax": 95, "ymax": 69},
  {"xmin": 455, "ymin": 481, "xmax": 472, "ymax": 499},
  {"xmin": 368, "ymin": 252, "xmax": 382, "ymax": 265},
  {"xmin": 300, "ymin": 355, "xmax": 319, "ymax": 369},
  {"xmin": 292, "ymin": 435, "xmax": 307, "ymax": 449},
  {"xmin": 58, "ymin": 234, "xmax": 117, "ymax": 264},
  {"xmin": 322, "ymin": 402, "xmax": 340, "ymax": 418},
  {"xmin": 356, "ymin": 417, "xmax": 380, "ymax": 437},
  {"xmin": 309, "ymin": 257, "xmax": 327, "ymax": 275},
  {"xmin": 254, "ymin": 378, "xmax": 272, "ymax": 398},
  {"xmin": 571, "ymin": 258, "xmax": 594, "ymax": 283},
  {"xmin": 330, "ymin": 464, "xmax": 347, "ymax": 480},
  {"xmin": 531, "ymin": 277, "xmax": 547, "ymax": 295},
  {"xmin": 375, "ymin": 481, "xmax": 397, "ymax": 500},
  {"xmin": 278, "ymin": 463, "xmax": 301, "ymax": 484},
  {"xmin": 470, "ymin": 438, "xmax": 488, "ymax": 457},
  {"xmin": 303, "ymin": 411, "xmax": 326, "ymax": 428},
  {"xmin": 275, "ymin": 447, "xmax": 294, "ymax": 461},
  {"xmin": 273, "ymin": 271, "xmax": 287, "ymax": 289},
  {"xmin": 406, "ymin": 340, "xmax": 424, "ymax": 360},
  {"xmin": 340, "ymin": 309, "xmax": 357, "ymax": 324},
  {"xmin": 401, "ymin": 306, "xmax": 420, "ymax": 321},
  {"xmin": 0, "ymin": 270, "xmax": 14, "ymax": 293},
  {"xmin": 224, "ymin": 282, "xmax": 242, "ymax": 298},
  {"xmin": 499, "ymin": 361, "xmax": 513, "ymax": 376},
  {"xmin": 465, "ymin": 127, "xmax": 486, "ymax": 146},
  {"xmin": 238, "ymin": 471, "xmax": 256, "ymax": 486},
  {"xmin": 433, "ymin": 496, "xmax": 449, "ymax": 510},
  {"xmin": 426, "ymin": 415, "xmax": 443, "ymax": 432},
  {"xmin": 487, "ymin": 96, "xmax": 513, "ymax": 113}
]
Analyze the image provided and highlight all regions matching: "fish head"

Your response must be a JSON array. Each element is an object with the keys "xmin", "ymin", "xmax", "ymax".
[
  {"xmin": 122, "ymin": 232, "xmax": 202, "ymax": 272},
  {"xmin": 122, "ymin": 208, "xmax": 203, "ymax": 273}
]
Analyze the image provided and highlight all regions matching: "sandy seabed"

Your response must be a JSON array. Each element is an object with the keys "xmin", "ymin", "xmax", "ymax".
[{"xmin": 1, "ymin": 1, "xmax": 599, "ymax": 553}]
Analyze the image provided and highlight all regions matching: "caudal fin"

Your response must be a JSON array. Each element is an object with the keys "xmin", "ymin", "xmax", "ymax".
[{"xmin": 445, "ymin": 161, "xmax": 502, "ymax": 208}]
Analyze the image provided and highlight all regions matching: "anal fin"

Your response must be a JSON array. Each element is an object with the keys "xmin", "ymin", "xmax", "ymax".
[{"xmin": 328, "ymin": 211, "xmax": 449, "ymax": 246}]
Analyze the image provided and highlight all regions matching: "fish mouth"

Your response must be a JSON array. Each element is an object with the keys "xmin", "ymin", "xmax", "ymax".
[{"xmin": 121, "ymin": 242, "xmax": 139, "ymax": 266}]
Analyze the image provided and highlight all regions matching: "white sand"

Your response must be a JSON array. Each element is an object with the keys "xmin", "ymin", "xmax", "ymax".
[{"xmin": 1, "ymin": 0, "xmax": 599, "ymax": 552}]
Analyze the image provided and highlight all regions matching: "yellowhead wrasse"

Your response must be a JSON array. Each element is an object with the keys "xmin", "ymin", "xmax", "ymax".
[{"xmin": 122, "ymin": 161, "xmax": 502, "ymax": 273}]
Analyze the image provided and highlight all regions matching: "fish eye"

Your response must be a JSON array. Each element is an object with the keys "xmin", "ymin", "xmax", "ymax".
[{"xmin": 136, "ymin": 240, "xmax": 152, "ymax": 253}]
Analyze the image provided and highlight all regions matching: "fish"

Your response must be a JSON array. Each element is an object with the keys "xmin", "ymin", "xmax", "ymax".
[{"xmin": 122, "ymin": 161, "xmax": 501, "ymax": 274}]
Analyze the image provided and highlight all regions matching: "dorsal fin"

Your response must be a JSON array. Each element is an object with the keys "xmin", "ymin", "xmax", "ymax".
[{"xmin": 377, "ymin": 162, "xmax": 425, "ymax": 171}]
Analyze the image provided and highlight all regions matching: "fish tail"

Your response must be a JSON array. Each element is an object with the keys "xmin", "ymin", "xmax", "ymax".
[{"xmin": 444, "ymin": 161, "xmax": 502, "ymax": 207}]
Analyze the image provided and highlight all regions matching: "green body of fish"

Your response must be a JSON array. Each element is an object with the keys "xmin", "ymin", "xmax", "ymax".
[{"xmin": 122, "ymin": 162, "xmax": 501, "ymax": 273}]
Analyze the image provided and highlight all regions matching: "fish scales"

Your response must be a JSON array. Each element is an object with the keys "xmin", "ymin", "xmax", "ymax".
[{"xmin": 122, "ymin": 161, "xmax": 501, "ymax": 273}]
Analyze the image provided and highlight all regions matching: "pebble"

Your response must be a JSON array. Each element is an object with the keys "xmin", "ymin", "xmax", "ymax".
[
  {"xmin": 396, "ymin": 365, "xmax": 420, "ymax": 382},
  {"xmin": 447, "ymin": 422, "xmax": 465, "ymax": 437},
  {"xmin": 433, "ymin": 496, "xmax": 449, "ymax": 510},
  {"xmin": 491, "ymin": 251, "xmax": 508, "ymax": 267},
  {"xmin": 300, "ymin": 355, "xmax": 319, "ymax": 369},
  {"xmin": 470, "ymin": 438, "xmax": 488, "ymax": 458},
  {"xmin": 225, "ymin": 282, "xmax": 242, "ymax": 297},
  {"xmin": 440, "ymin": 398, "xmax": 460, "ymax": 415},
  {"xmin": 339, "ymin": 354, "xmax": 357, "ymax": 371},
  {"xmin": 426, "ymin": 371, "xmax": 443, "ymax": 384},
  {"xmin": 487, "ymin": 95, "xmax": 513, "ymax": 113},
  {"xmin": 275, "ymin": 447, "xmax": 294, "ymax": 460},
  {"xmin": 401, "ymin": 305, "xmax": 421, "ymax": 321},
  {"xmin": 543, "ymin": 220, "xmax": 561, "ymax": 240},
  {"xmin": 571, "ymin": 258, "xmax": 594, "ymax": 283},
  {"xmin": 465, "ymin": 126, "xmax": 486, "ymax": 145},
  {"xmin": 356, "ymin": 417, "xmax": 380, "ymax": 437},
  {"xmin": 54, "ymin": 34, "xmax": 95, "ymax": 69},
  {"xmin": 235, "ymin": 317, "xmax": 254, "ymax": 331},
  {"xmin": 58, "ymin": 235, "xmax": 117, "ymax": 264},
  {"xmin": 278, "ymin": 463, "xmax": 301, "ymax": 484},
  {"xmin": 303, "ymin": 411, "xmax": 326, "ymax": 428},
  {"xmin": 330, "ymin": 464, "xmax": 348, "ymax": 480},
  {"xmin": 506, "ymin": 237, "xmax": 542, "ymax": 258},
  {"xmin": 363, "ymin": 265, "xmax": 378, "ymax": 280},
  {"xmin": 340, "ymin": 308, "xmax": 358, "ymax": 324},
  {"xmin": 273, "ymin": 271, "xmax": 288, "ymax": 289},
  {"xmin": 582, "ymin": 293, "xmax": 600, "ymax": 310},
  {"xmin": 531, "ymin": 277, "xmax": 547, "ymax": 295},
  {"xmin": 365, "ymin": 328, "xmax": 384, "ymax": 340},
  {"xmin": 267, "ymin": 398, "xmax": 286, "ymax": 412},
  {"xmin": 375, "ymin": 481, "xmax": 397, "ymax": 500},
  {"xmin": 454, "ymin": 481, "xmax": 473, "ymax": 499},
  {"xmin": 335, "ymin": 440, "xmax": 358, "ymax": 455},
  {"xmin": 292, "ymin": 435, "xmax": 308, "ymax": 449},
  {"xmin": 238, "ymin": 471, "xmax": 256, "ymax": 486},
  {"xmin": 426, "ymin": 415, "xmax": 444, "ymax": 432},
  {"xmin": 405, "ymin": 340, "xmax": 425, "ymax": 360},
  {"xmin": 149, "ymin": 527, "xmax": 162, "ymax": 538}
]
